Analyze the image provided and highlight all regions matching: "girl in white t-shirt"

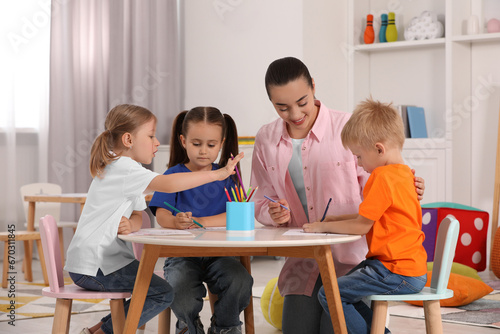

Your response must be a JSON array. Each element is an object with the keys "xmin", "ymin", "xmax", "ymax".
[{"xmin": 65, "ymin": 104, "xmax": 243, "ymax": 334}]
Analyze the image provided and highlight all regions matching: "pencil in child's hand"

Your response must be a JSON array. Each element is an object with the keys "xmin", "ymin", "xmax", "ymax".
[
  {"xmin": 231, "ymin": 153, "xmax": 247, "ymax": 199},
  {"xmin": 163, "ymin": 201, "xmax": 205, "ymax": 229}
]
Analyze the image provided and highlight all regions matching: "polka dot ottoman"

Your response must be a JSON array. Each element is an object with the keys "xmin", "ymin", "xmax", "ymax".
[{"xmin": 421, "ymin": 202, "xmax": 489, "ymax": 271}]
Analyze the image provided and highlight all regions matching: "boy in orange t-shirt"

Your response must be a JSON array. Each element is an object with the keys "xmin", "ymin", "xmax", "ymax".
[{"xmin": 303, "ymin": 98, "xmax": 427, "ymax": 334}]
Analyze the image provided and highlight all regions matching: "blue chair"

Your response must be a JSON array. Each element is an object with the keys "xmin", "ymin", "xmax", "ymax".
[{"xmin": 366, "ymin": 217, "xmax": 460, "ymax": 334}]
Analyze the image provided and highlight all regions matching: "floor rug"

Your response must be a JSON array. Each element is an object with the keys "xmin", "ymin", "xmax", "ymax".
[
  {"xmin": 388, "ymin": 285, "xmax": 500, "ymax": 329},
  {"xmin": 0, "ymin": 278, "xmax": 111, "ymax": 322}
]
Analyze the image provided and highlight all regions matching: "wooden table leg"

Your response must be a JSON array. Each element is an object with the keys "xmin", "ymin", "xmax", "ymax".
[
  {"xmin": 24, "ymin": 202, "xmax": 36, "ymax": 274},
  {"xmin": 314, "ymin": 245, "xmax": 348, "ymax": 334},
  {"xmin": 240, "ymin": 256, "xmax": 254, "ymax": 334},
  {"xmin": 123, "ymin": 244, "xmax": 160, "ymax": 334}
]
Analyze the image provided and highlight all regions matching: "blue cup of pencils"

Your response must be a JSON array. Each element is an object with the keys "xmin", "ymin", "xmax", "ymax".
[{"xmin": 226, "ymin": 202, "xmax": 255, "ymax": 235}]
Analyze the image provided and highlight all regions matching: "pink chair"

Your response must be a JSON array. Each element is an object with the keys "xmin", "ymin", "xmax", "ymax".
[{"xmin": 39, "ymin": 215, "xmax": 130, "ymax": 334}]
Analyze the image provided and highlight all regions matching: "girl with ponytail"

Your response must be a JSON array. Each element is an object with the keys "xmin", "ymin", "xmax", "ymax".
[{"xmin": 149, "ymin": 106, "xmax": 253, "ymax": 334}]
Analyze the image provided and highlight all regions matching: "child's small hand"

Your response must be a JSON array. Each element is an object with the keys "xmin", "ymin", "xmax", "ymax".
[
  {"xmin": 118, "ymin": 216, "xmax": 133, "ymax": 235},
  {"xmin": 174, "ymin": 212, "xmax": 196, "ymax": 230},
  {"xmin": 215, "ymin": 152, "xmax": 244, "ymax": 180},
  {"xmin": 303, "ymin": 222, "xmax": 325, "ymax": 233},
  {"xmin": 268, "ymin": 199, "xmax": 290, "ymax": 225}
]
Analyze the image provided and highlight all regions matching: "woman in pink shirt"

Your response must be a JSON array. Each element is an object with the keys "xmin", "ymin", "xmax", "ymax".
[{"xmin": 250, "ymin": 57, "xmax": 425, "ymax": 334}]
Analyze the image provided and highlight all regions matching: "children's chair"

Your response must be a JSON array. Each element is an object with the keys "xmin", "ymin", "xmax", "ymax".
[
  {"xmin": 366, "ymin": 217, "xmax": 460, "ymax": 334},
  {"xmin": 1, "ymin": 230, "xmax": 48, "ymax": 288},
  {"xmin": 20, "ymin": 183, "xmax": 79, "ymax": 269},
  {"xmin": 39, "ymin": 214, "xmax": 130, "ymax": 334}
]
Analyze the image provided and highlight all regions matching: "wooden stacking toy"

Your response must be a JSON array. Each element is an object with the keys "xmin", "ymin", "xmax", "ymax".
[
  {"xmin": 379, "ymin": 13, "xmax": 388, "ymax": 43},
  {"xmin": 386, "ymin": 12, "xmax": 398, "ymax": 42},
  {"xmin": 364, "ymin": 14, "xmax": 375, "ymax": 44}
]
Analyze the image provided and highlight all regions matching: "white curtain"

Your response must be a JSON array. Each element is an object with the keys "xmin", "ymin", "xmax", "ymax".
[
  {"xmin": 48, "ymin": 0, "xmax": 181, "ymax": 221},
  {"xmin": 0, "ymin": 2, "xmax": 50, "ymax": 245}
]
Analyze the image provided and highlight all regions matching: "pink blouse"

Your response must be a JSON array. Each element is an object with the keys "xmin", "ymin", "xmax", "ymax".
[{"xmin": 250, "ymin": 100, "xmax": 369, "ymax": 297}]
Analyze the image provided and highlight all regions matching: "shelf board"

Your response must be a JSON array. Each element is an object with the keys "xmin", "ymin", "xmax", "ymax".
[
  {"xmin": 353, "ymin": 38, "xmax": 445, "ymax": 52},
  {"xmin": 452, "ymin": 32, "xmax": 500, "ymax": 43},
  {"xmin": 403, "ymin": 137, "xmax": 448, "ymax": 150}
]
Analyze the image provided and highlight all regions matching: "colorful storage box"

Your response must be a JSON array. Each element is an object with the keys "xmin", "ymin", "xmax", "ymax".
[{"xmin": 421, "ymin": 202, "xmax": 489, "ymax": 271}]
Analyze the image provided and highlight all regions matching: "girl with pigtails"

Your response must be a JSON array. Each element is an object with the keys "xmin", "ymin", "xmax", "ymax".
[
  {"xmin": 65, "ymin": 104, "xmax": 243, "ymax": 334},
  {"xmin": 149, "ymin": 107, "xmax": 253, "ymax": 334}
]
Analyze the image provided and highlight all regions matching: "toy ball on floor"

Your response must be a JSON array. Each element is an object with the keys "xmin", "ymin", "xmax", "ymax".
[{"xmin": 260, "ymin": 277, "xmax": 284, "ymax": 330}]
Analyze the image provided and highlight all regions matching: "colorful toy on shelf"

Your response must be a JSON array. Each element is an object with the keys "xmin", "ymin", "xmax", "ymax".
[
  {"xmin": 487, "ymin": 18, "xmax": 500, "ymax": 33},
  {"xmin": 364, "ymin": 14, "xmax": 375, "ymax": 44},
  {"xmin": 379, "ymin": 13, "xmax": 388, "ymax": 43},
  {"xmin": 404, "ymin": 11, "xmax": 443, "ymax": 41},
  {"xmin": 386, "ymin": 12, "xmax": 397, "ymax": 42}
]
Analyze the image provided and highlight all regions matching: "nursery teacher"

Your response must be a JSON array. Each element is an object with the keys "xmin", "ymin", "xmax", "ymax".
[{"xmin": 250, "ymin": 57, "xmax": 425, "ymax": 334}]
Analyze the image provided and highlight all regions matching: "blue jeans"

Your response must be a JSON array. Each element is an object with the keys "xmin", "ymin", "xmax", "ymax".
[
  {"xmin": 164, "ymin": 257, "xmax": 253, "ymax": 334},
  {"xmin": 318, "ymin": 258, "xmax": 427, "ymax": 334},
  {"xmin": 69, "ymin": 260, "xmax": 173, "ymax": 334}
]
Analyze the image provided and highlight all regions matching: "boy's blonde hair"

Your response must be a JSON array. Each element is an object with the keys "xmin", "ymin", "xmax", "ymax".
[{"xmin": 341, "ymin": 98, "xmax": 405, "ymax": 150}]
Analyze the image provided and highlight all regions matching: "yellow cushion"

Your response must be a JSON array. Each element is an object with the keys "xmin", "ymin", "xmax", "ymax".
[
  {"xmin": 427, "ymin": 262, "xmax": 482, "ymax": 281},
  {"xmin": 406, "ymin": 271, "xmax": 493, "ymax": 307},
  {"xmin": 260, "ymin": 277, "xmax": 284, "ymax": 330}
]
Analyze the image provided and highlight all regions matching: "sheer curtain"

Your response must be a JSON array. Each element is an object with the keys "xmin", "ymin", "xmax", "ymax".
[
  {"xmin": 49, "ymin": 0, "xmax": 181, "ymax": 221},
  {"xmin": 0, "ymin": 2, "xmax": 50, "ymax": 240}
]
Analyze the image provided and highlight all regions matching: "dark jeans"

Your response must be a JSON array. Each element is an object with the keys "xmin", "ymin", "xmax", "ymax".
[
  {"xmin": 164, "ymin": 256, "xmax": 253, "ymax": 334},
  {"xmin": 70, "ymin": 260, "xmax": 173, "ymax": 334}
]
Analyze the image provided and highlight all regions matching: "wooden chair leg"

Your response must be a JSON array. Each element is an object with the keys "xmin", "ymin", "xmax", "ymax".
[
  {"xmin": 2, "ymin": 241, "xmax": 9, "ymax": 288},
  {"xmin": 23, "ymin": 240, "xmax": 33, "ymax": 282},
  {"xmin": 110, "ymin": 298, "xmax": 126, "ymax": 334},
  {"xmin": 158, "ymin": 307, "xmax": 171, "ymax": 334},
  {"xmin": 53, "ymin": 298, "xmax": 72, "ymax": 334},
  {"xmin": 35, "ymin": 239, "xmax": 49, "ymax": 285},
  {"xmin": 423, "ymin": 300, "xmax": 443, "ymax": 334},
  {"xmin": 58, "ymin": 227, "xmax": 65, "ymax": 266},
  {"xmin": 208, "ymin": 291, "xmax": 218, "ymax": 314},
  {"xmin": 370, "ymin": 300, "xmax": 388, "ymax": 334},
  {"xmin": 240, "ymin": 255, "xmax": 254, "ymax": 334}
]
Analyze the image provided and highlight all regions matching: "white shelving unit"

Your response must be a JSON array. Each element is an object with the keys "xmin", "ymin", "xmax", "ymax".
[{"xmin": 348, "ymin": 0, "xmax": 500, "ymax": 205}]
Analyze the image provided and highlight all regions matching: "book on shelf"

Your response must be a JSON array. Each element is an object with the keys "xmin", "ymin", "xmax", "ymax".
[
  {"xmin": 398, "ymin": 105, "xmax": 411, "ymax": 138},
  {"xmin": 406, "ymin": 106, "xmax": 428, "ymax": 138}
]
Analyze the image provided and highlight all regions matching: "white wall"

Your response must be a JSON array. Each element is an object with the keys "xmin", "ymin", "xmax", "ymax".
[{"xmin": 182, "ymin": 0, "xmax": 348, "ymax": 137}]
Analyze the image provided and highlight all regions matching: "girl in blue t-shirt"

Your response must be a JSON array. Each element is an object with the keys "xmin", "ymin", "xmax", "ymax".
[{"xmin": 149, "ymin": 107, "xmax": 253, "ymax": 334}]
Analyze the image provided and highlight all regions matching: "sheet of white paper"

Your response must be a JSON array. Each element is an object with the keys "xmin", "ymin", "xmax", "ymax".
[
  {"xmin": 190, "ymin": 226, "xmax": 226, "ymax": 231},
  {"xmin": 283, "ymin": 229, "xmax": 353, "ymax": 237},
  {"xmin": 131, "ymin": 228, "xmax": 193, "ymax": 236}
]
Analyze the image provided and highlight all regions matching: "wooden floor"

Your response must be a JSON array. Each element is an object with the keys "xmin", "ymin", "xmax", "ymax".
[{"xmin": 3, "ymin": 257, "xmax": 500, "ymax": 334}]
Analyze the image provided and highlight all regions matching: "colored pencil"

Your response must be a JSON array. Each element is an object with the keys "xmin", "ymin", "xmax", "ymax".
[
  {"xmin": 231, "ymin": 153, "xmax": 247, "ymax": 199},
  {"xmin": 224, "ymin": 187, "xmax": 232, "ymax": 202},
  {"xmin": 240, "ymin": 186, "xmax": 245, "ymax": 202},
  {"xmin": 235, "ymin": 186, "xmax": 242, "ymax": 202},
  {"xmin": 231, "ymin": 187, "xmax": 238, "ymax": 202},
  {"xmin": 264, "ymin": 195, "xmax": 290, "ymax": 211},
  {"xmin": 320, "ymin": 198, "xmax": 332, "ymax": 222},
  {"xmin": 163, "ymin": 201, "xmax": 205, "ymax": 228},
  {"xmin": 247, "ymin": 187, "xmax": 257, "ymax": 202}
]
